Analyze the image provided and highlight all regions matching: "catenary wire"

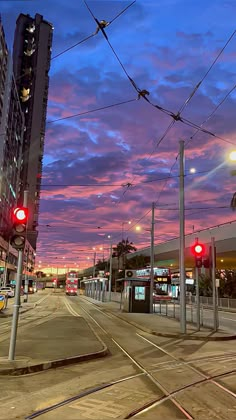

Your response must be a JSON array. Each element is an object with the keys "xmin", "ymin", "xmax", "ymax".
[
  {"xmin": 46, "ymin": 99, "xmax": 137, "ymax": 124},
  {"xmin": 82, "ymin": 11, "xmax": 236, "ymax": 205}
]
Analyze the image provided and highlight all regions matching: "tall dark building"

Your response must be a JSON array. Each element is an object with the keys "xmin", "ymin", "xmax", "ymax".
[
  {"xmin": 12, "ymin": 13, "xmax": 53, "ymax": 249},
  {"xmin": 0, "ymin": 17, "xmax": 24, "ymax": 240}
]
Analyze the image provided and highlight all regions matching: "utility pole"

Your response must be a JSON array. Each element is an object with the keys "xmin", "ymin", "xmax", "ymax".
[
  {"xmin": 108, "ymin": 241, "xmax": 112, "ymax": 301},
  {"xmin": 93, "ymin": 251, "xmax": 96, "ymax": 278},
  {"xmin": 150, "ymin": 202, "xmax": 155, "ymax": 313},
  {"xmin": 9, "ymin": 190, "xmax": 28, "ymax": 361},
  {"xmin": 211, "ymin": 237, "xmax": 218, "ymax": 331},
  {"xmin": 179, "ymin": 140, "xmax": 186, "ymax": 334}
]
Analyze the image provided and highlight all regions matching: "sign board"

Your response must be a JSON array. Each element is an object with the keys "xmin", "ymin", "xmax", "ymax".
[{"xmin": 216, "ymin": 278, "xmax": 220, "ymax": 288}]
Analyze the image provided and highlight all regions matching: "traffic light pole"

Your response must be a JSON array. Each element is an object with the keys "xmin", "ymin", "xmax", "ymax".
[
  {"xmin": 8, "ymin": 249, "xmax": 23, "ymax": 360},
  {"xmin": 179, "ymin": 140, "xmax": 186, "ymax": 334},
  {"xmin": 8, "ymin": 190, "xmax": 28, "ymax": 361},
  {"xmin": 195, "ymin": 268, "xmax": 200, "ymax": 331}
]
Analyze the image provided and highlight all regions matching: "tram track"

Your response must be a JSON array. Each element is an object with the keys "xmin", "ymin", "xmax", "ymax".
[
  {"xmin": 77, "ymin": 299, "xmax": 236, "ymax": 418},
  {"xmin": 24, "ymin": 297, "xmax": 236, "ymax": 420}
]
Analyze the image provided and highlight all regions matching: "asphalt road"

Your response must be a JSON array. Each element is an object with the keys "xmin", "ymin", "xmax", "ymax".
[{"xmin": 154, "ymin": 303, "xmax": 236, "ymax": 333}]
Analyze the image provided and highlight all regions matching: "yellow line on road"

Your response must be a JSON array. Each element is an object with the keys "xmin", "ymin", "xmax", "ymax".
[{"xmin": 63, "ymin": 298, "xmax": 81, "ymax": 317}]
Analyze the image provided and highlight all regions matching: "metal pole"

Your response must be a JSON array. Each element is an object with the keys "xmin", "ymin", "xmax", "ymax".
[
  {"xmin": 9, "ymin": 190, "xmax": 28, "ymax": 360},
  {"xmin": 150, "ymin": 202, "xmax": 155, "ymax": 313},
  {"xmin": 179, "ymin": 140, "xmax": 186, "ymax": 334},
  {"xmin": 195, "ymin": 236, "xmax": 200, "ymax": 331},
  {"xmin": 23, "ymin": 251, "xmax": 29, "ymax": 302},
  {"xmin": 2, "ymin": 239, "xmax": 10, "ymax": 287},
  {"xmin": 211, "ymin": 237, "xmax": 218, "ymax": 331},
  {"xmin": 195, "ymin": 265, "xmax": 200, "ymax": 330},
  {"xmin": 108, "ymin": 241, "xmax": 112, "ymax": 301},
  {"xmin": 93, "ymin": 251, "xmax": 96, "ymax": 278}
]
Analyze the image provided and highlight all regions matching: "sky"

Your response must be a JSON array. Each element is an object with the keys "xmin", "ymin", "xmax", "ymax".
[{"xmin": 1, "ymin": 0, "xmax": 236, "ymax": 271}]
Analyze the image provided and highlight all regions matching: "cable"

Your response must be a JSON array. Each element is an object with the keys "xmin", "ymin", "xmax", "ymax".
[
  {"xmin": 46, "ymin": 99, "xmax": 136, "ymax": 124},
  {"xmin": 178, "ymin": 29, "xmax": 236, "ymax": 115},
  {"xmin": 39, "ymin": 168, "xmax": 222, "ymax": 188},
  {"xmin": 51, "ymin": 34, "xmax": 95, "ymax": 60},
  {"xmin": 84, "ymin": 12, "xmax": 236, "ymax": 207}
]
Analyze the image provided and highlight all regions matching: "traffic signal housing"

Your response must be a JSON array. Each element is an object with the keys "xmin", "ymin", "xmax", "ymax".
[
  {"xmin": 191, "ymin": 242, "xmax": 205, "ymax": 268},
  {"xmin": 11, "ymin": 207, "xmax": 28, "ymax": 249}
]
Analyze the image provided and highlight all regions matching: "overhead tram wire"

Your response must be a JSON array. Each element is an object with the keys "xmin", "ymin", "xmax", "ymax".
[
  {"xmin": 40, "ymin": 168, "xmax": 221, "ymax": 188},
  {"xmin": 85, "ymin": 1, "xmax": 236, "ymax": 142},
  {"xmin": 153, "ymin": 81, "xmax": 236, "ymax": 207},
  {"xmin": 46, "ymin": 99, "xmax": 137, "ymax": 124},
  {"xmin": 51, "ymin": 33, "xmax": 95, "ymax": 60},
  {"xmin": 177, "ymin": 29, "xmax": 236, "ymax": 115},
  {"xmin": 10, "ymin": 1, "xmax": 136, "ymax": 87},
  {"xmin": 51, "ymin": 1, "xmax": 136, "ymax": 60},
  {"xmin": 83, "ymin": 5, "xmax": 236, "ymax": 204}
]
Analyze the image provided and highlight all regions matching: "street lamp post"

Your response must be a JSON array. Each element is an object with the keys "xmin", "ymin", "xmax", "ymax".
[
  {"xmin": 150, "ymin": 202, "xmax": 155, "ymax": 314},
  {"xmin": 92, "ymin": 248, "xmax": 96, "ymax": 277},
  {"xmin": 179, "ymin": 140, "xmax": 186, "ymax": 334},
  {"xmin": 108, "ymin": 235, "xmax": 112, "ymax": 301}
]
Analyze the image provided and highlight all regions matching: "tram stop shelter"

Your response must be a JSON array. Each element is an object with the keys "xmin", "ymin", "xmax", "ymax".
[
  {"xmin": 117, "ymin": 277, "xmax": 150, "ymax": 313},
  {"xmin": 81, "ymin": 277, "xmax": 108, "ymax": 302}
]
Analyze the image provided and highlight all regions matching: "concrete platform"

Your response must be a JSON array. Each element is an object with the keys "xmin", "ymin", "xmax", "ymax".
[{"xmin": 0, "ymin": 315, "xmax": 108, "ymax": 376}]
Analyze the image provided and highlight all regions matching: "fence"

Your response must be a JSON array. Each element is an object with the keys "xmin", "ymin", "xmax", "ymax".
[
  {"xmin": 153, "ymin": 301, "xmax": 205, "ymax": 327},
  {"xmin": 191, "ymin": 295, "xmax": 236, "ymax": 310}
]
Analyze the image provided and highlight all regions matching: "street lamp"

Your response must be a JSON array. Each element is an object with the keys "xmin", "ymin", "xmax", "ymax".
[{"xmin": 122, "ymin": 220, "xmax": 131, "ymax": 241}]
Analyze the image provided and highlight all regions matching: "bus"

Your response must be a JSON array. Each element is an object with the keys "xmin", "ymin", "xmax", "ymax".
[{"xmin": 65, "ymin": 271, "xmax": 78, "ymax": 296}]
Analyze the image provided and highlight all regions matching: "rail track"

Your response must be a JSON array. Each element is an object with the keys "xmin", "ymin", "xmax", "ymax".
[{"xmin": 25, "ymin": 297, "xmax": 236, "ymax": 419}]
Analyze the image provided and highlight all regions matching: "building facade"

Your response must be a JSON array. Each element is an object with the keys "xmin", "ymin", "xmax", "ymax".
[
  {"xmin": 0, "ymin": 17, "xmax": 24, "ymax": 240},
  {"xmin": 13, "ymin": 13, "xmax": 53, "ymax": 249}
]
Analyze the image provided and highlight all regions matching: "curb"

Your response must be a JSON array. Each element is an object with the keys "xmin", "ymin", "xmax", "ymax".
[
  {"xmin": 0, "ymin": 306, "xmax": 35, "ymax": 318},
  {"xmin": 0, "ymin": 345, "xmax": 109, "ymax": 376},
  {"xmin": 100, "ymin": 307, "xmax": 236, "ymax": 342}
]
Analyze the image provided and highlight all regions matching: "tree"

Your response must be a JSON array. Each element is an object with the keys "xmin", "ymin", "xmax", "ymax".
[
  {"xmin": 112, "ymin": 238, "xmax": 137, "ymax": 269},
  {"xmin": 198, "ymin": 270, "xmax": 236, "ymax": 298},
  {"xmin": 126, "ymin": 254, "xmax": 150, "ymax": 269},
  {"xmin": 95, "ymin": 259, "xmax": 108, "ymax": 272}
]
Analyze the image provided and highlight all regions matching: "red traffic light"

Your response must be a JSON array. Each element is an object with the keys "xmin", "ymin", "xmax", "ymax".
[
  {"xmin": 13, "ymin": 207, "xmax": 28, "ymax": 224},
  {"xmin": 191, "ymin": 242, "xmax": 205, "ymax": 257}
]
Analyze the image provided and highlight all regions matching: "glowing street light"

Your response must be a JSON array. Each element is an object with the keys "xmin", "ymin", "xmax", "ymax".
[{"xmin": 229, "ymin": 151, "xmax": 236, "ymax": 161}]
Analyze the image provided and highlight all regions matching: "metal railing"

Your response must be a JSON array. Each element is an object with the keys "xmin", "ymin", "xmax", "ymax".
[{"xmin": 191, "ymin": 295, "xmax": 236, "ymax": 310}]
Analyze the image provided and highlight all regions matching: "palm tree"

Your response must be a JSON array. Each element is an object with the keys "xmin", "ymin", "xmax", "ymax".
[{"xmin": 113, "ymin": 238, "xmax": 137, "ymax": 269}]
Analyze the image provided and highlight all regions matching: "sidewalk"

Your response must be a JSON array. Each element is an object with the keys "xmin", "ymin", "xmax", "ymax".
[
  {"xmin": 0, "ymin": 295, "xmax": 108, "ymax": 376},
  {"xmin": 82, "ymin": 296, "xmax": 236, "ymax": 341}
]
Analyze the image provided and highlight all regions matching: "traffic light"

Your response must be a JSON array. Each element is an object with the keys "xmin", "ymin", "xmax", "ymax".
[
  {"xmin": 191, "ymin": 242, "xmax": 205, "ymax": 268},
  {"xmin": 11, "ymin": 207, "xmax": 28, "ymax": 249}
]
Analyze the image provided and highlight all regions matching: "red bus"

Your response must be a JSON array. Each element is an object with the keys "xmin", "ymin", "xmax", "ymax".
[{"xmin": 65, "ymin": 271, "xmax": 78, "ymax": 296}]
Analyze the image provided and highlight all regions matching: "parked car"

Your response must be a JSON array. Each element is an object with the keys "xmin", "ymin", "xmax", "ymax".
[{"xmin": 0, "ymin": 287, "xmax": 15, "ymax": 298}]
